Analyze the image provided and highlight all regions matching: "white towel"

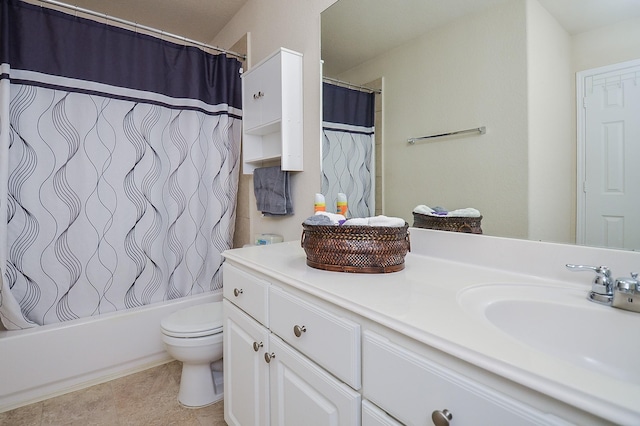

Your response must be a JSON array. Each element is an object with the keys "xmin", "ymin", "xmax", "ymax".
[
  {"xmin": 413, "ymin": 204, "xmax": 480, "ymax": 218},
  {"xmin": 447, "ymin": 208, "xmax": 481, "ymax": 217},
  {"xmin": 413, "ymin": 205, "xmax": 434, "ymax": 215},
  {"xmin": 369, "ymin": 215, "xmax": 406, "ymax": 227},
  {"xmin": 342, "ymin": 218, "xmax": 369, "ymax": 226},
  {"xmin": 344, "ymin": 215, "xmax": 405, "ymax": 227}
]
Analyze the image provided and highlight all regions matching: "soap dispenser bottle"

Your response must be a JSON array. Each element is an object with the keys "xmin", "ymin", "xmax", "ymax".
[{"xmin": 336, "ymin": 193, "xmax": 348, "ymax": 216}]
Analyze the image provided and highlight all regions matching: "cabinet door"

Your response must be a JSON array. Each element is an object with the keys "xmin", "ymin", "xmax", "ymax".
[
  {"xmin": 256, "ymin": 53, "xmax": 282, "ymax": 128},
  {"xmin": 268, "ymin": 335, "xmax": 361, "ymax": 426},
  {"xmin": 242, "ymin": 52, "xmax": 282, "ymax": 132},
  {"xmin": 362, "ymin": 400, "xmax": 402, "ymax": 426},
  {"xmin": 363, "ymin": 331, "xmax": 570, "ymax": 426},
  {"xmin": 223, "ymin": 300, "xmax": 270, "ymax": 426}
]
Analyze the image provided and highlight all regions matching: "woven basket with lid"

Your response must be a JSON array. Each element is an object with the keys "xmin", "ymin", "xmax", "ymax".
[{"xmin": 301, "ymin": 223, "xmax": 410, "ymax": 273}]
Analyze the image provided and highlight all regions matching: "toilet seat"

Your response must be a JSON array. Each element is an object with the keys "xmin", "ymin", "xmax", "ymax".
[{"xmin": 161, "ymin": 302, "xmax": 223, "ymax": 338}]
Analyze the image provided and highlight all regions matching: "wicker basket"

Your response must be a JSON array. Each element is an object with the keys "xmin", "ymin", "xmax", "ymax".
[
  {"xmin": 301, "ymin": 223, "xmax": 410, "ymax": 273},
  {"xmin": 412, "ymin": 212, "xmax": 483, "ymax": 234}
]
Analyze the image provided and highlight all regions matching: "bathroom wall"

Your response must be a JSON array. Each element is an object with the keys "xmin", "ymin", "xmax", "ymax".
[
  {"xmin": 334, "ymin": 1, "xmax": 530, "ymax": 238},
  {"xmin": 572, "ymin": 16, "xmax": 640, "ymax": 73},
  {"xmin": 213, "ymin": 0, "xmax": 337, "ymax": 243},
  {"xmin": 526, "ymin": 0, "xmax": 573, "ymax": 244}
]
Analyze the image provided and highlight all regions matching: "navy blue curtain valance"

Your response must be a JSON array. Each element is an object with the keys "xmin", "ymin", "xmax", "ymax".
[
  {"xmin": 323, "ymin": 82, "xmax": 375, "ymax": 133},
  {"xmin": 0, "ymin": 0, "xmax": 242, "ymax": 114}
]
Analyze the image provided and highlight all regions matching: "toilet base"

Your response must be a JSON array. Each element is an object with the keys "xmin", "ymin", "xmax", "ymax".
[{"xmin": 178, "ymin": 362, "xmax": 224, "ymax": 408}]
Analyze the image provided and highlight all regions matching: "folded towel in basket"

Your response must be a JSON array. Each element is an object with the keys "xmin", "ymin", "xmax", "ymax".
[
  {"xmin": 413, "ymin": 205, "xmax": 480, "ymax": 218},
  {"xmin": 343, "ymin": 215, "xmax": 405, "ymax": 227},
  {"xmin": 254, "ymin": 166, "xmax": 293, "ymax": 216}
]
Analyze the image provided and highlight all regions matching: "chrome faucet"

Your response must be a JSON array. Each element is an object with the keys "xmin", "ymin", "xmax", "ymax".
[
  {"xmin": 566, "ymin": 264, "xmax": 640, "ymax": 313},
  {"xmin": 565, "ymin": 264, "xmax": 614, "ymax": 305}
]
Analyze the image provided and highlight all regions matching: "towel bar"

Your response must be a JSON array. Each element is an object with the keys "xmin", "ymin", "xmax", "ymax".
[{"xmin": 407, "ymin": 126, "xmax": 486, "ymax": 145}]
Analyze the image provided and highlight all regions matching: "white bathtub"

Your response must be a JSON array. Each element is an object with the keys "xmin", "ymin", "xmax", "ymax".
[{"xmin": 0, "ymin": 291, "xmax": 222, "ymax": 412}]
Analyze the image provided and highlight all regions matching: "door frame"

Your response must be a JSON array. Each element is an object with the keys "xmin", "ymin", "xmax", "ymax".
[{"xmin": 575, "ymin": 58, "xmax": 640, "ymax": 245}]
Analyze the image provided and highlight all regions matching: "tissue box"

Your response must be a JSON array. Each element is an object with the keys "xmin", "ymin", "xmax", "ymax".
[
  {"xmin": 301, "ymin": 223, "xmax": 410, "ymax": 273},
  {"xmin": 255, "ymin": 234, "xmax": 284, "ymax": 245}
]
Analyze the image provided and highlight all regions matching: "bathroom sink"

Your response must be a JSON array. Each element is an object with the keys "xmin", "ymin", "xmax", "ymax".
[{"xmin": 457, "ymin": 283, "xmax": 640, "ymax": 385}]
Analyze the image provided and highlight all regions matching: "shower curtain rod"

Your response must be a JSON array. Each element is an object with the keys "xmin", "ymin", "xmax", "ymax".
[
  {"xmin": 32, "ymin": 0, "xmax": 247, "ymax": 61},
  {"xmin": 323, "ymin": 76, "xmax": 381, "ymax": 94}
]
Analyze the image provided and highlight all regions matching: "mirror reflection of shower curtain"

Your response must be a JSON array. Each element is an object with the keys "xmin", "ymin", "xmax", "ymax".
[{"xmin": 322, "ymin": 83, "xmax": 375, "ymax": 217}]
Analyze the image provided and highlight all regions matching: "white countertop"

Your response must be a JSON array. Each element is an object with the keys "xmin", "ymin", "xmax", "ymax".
[{"xmin": 223, "ymin": 228, "xmax": 640, "ymax": 425}]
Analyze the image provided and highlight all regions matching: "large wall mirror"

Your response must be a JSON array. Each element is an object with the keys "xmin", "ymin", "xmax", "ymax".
[{"xmin": 321, "ymin": 0, "xmax": 640, "ymax": 251}]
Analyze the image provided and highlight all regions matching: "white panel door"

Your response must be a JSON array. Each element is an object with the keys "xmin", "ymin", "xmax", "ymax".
[
  {"xmin": 223, "ymin": 300, "xmax": 270, "ymax": 426},
  {"xmin": 580, "ymin": 60, "xmax": 640, "ymax": 250}
]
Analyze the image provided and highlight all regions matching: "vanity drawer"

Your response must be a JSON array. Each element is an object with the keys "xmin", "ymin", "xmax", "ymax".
[
  {"xmin": 269, "ymin": 285, "xmax": 361, "ymax": 389},
  {"xmin": 363, "ymin": 331, "xmax": 569, "ymax": 426},
  {"xmin": 223, "ymin": 263, "xmax": 269, "ymax": 327}
]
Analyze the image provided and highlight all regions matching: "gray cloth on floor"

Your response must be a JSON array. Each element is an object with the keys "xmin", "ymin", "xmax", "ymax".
[{"xmin": 253, "ymin": 166, "xmax": 293, "ymax": 216}]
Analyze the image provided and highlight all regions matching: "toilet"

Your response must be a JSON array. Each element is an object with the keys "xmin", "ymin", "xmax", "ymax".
[{"xmin": 160, "ymin": 302, "xmax": 224, "ymax": 407}]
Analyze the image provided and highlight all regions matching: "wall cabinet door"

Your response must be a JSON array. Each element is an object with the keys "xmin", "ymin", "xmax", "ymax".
[
  {"xmin": 242, "ymin": 52, "xmax": 282, "ymax": 132},
  {"xmin": 223, "ymin": 300, "xmax": 270, "ymax": 426},
  {"xmin": 268, "ymin": 335, "xmax": 361, "ymax": 426}
]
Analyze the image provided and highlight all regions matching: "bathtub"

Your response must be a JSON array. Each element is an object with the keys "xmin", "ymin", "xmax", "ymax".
[{"xmin": 0, "ymin": 290, "xmax": 222, "ymax": 412}]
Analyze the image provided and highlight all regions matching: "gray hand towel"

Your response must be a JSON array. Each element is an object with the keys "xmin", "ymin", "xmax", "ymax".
[{"xmin": 253, "ymin": 166, "xmax": 293, "ymax": 216}]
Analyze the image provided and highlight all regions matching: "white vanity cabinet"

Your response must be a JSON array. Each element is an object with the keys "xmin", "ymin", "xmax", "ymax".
[
  {"xmin": 241, "ymin": 47, "xmax": 303, "ymax": 174},
  {"xmin": 223, "ymin": 263, "xmax": 361, "ymax": 426},
  {"xmin": 362, "ymin": 331, "xmax": 572, "ymax": 426}
]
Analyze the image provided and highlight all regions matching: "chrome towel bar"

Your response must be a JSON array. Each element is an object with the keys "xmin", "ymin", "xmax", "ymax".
[{"xmin": 407, "ymin": 126, "xmax": 486, "ymax": 145}]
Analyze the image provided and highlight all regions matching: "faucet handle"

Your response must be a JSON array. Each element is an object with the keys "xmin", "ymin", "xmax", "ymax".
[
  {"xmin": 615, "ymin": 272, "xmax": 639, "ymax": 293},
  {"xmin": 565, "ymin": 264, "xmax": 614, "ymax": 305}
]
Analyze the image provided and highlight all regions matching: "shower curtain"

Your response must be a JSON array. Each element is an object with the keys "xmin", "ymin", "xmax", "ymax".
[
  {"xmin": 321, "ymin": 82, "xmax": 375, "ymax": 217},
  {"xmin": 0, "ymin": 0, "xmax": 242, "ymax": 329}
]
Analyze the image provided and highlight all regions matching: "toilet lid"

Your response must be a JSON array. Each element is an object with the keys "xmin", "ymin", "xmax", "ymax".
[{"xmin": 161, "ymin": 302, "xmax": 223, "ymax": 338}]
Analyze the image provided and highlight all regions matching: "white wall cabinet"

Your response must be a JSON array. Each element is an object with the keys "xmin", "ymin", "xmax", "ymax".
[{"xmin": 241, "ymin": 48, "xmax": 303, "ymax": 174}]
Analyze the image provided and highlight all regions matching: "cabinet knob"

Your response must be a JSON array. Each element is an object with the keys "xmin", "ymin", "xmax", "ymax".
[
  {"xmin": 264, "ymin": 352, "xmax": 276, "ymax": 363},
  {"xmin": 252, "ymin": 341, "xmax": 263, "ymax": 352},
  {"xmin": 431, "ymin": 409, "xmax": 453, "ymax": 426},
  {"xmin": 233, "ymin": 288, "xmax": 243, "ymax": 297},
  {"xmin": 293, "ymin": 325, "xmax": 307, "ymax": 337},
  {"xmin": 253, "ymin": 91, "xmax": 264, "ymax": 100}
]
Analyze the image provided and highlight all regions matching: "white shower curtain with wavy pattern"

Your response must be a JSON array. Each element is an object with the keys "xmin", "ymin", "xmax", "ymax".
[{"xmin": 0, "ymin": 0, "xmax": 242, "ymax": 329}]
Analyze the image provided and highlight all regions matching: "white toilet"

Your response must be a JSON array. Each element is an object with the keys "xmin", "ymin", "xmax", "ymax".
[{"xmin": 160, "ymin": 302, "xmax": 224, "ymax": 407}]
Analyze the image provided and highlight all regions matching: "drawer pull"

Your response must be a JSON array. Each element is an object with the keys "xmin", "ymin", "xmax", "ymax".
[
  {"xmin": 252, "ymin": 341, "xmax": 263, "ymax": 352},
  {"xmin": 264, "ymin": 352, "xmax": 276, "ymax": 363},
  {"xmin": 431, "ymin": 409, "xmax": 453, "ymax": 426},
  {"xmin": 253, "ymin": 91, "xmax": 264, "ymax": 100},
  {"xmin": 233, "ymin": 288, "xmax": 243, "ymax": 297},
  {"xmin": 293, "ymin": 324, "xmax": 306, "ymax": 337}
]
